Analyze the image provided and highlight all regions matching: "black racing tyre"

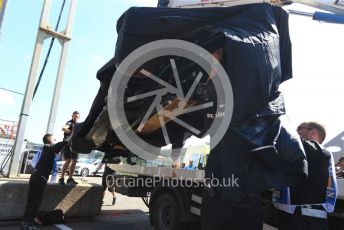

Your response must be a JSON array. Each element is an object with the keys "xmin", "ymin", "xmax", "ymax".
[{"xmin": 153, "ymin": 193, "xmax": 181, "ymax": 230}]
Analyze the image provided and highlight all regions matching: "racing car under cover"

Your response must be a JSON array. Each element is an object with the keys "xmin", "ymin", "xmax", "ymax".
[{"xmin": 71, "ymin": 4, "xmax": 307, "ymax": 193}]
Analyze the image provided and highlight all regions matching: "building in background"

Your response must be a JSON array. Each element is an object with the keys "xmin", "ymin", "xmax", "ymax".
[{"xmin": 0, "ymin": 118, "xmax": 17, "ymax": 176}]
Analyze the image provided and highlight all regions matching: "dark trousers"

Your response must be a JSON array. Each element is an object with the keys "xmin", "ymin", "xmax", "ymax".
[
  {"xmin": 277, "ymin": 209, "xmax": 328, "ymax": 230},
  {"xmin": 24, "ymin": 172, "xmax": 47, "ymax": 223},
  {"xmin": 102, "ymin": 166, "xmax": 115, "ymax": 192},
  {"xmin": 201, "ymin": 192, "xmax": 263, "ymax": 230}
]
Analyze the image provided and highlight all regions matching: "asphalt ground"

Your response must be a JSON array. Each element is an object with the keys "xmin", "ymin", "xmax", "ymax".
[{"xmin": 0, "ymin": 175, "xmax": 276, "ymax": 230}]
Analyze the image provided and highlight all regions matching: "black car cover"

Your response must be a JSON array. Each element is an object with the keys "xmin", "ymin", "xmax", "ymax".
[{"xmin": 72, "ymin": 3, "xmax": 307, "ymax": 199}]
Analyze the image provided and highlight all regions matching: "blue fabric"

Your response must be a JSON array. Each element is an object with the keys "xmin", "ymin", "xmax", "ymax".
[
  {"xmin": 31, "ymin": 149, "xmax": 42, "ymax": 169},
  {"xmin": 184, "ymin": 165, "xmax": 196, "ymax": 170}
]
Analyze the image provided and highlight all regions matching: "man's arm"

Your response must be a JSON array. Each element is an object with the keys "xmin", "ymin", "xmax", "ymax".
[
  {"xmin": 52, "ymin": 141, "xmax": 68, "ymax": 153},
  {"xmin": 62, "ymin": 121, "xmax": 72, "ymax": 133},
  {"xmin": 62, "ymin": 126, "xmax": 70, "ymax": 133}
]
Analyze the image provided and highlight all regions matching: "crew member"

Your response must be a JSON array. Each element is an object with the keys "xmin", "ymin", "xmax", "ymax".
[
  {"xmin": 59, "ymin": 111, "xmax": 80, "ymax": 185},
  {"xmin": 273, "ymin": 122, "xmax": 337, "ymax": 230},
  {"xmin": 21, "ymin": 134, "xmax": 68, "ymax": 230}
]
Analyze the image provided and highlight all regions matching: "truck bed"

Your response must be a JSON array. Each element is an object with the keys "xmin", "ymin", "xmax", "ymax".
[{"xmin": 108, "ymin": 164, "xmax": 205, "ymax": 181}]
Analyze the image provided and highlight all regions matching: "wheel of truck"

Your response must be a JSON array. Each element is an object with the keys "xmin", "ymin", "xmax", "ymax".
[
  {"xmin": 153, "ymin": 193, "xmax": 181, "ymax": 230},
  {"xmin": 80, "ymin": 168, "xmax": 89, "ymax": 177}
]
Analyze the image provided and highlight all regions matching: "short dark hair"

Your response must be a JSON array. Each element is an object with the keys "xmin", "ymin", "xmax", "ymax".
[
  {"xmin": 73, "ymin": 111, "xmax": 80, "ymax": 115},
  {"xmin": 43, "ymin": 134, "xmax": 53, "ymax": 144},
  {"xmin": 307, "ymin": 122, "xmax": 326, "ymax": 144}
]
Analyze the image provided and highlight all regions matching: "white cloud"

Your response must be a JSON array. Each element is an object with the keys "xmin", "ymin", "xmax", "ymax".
[{"xmin": 0, "ymin": 89, "xmax": 15, "ymax": 106}]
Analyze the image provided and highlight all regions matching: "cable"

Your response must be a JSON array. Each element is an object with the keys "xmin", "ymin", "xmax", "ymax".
[
  {"xmin": 32, "ymin": 0, "xmax": 67, "ymax": 99},
  {"xmin": 0, "ymin": 87, "xmax": 24, "ymax": 95}
]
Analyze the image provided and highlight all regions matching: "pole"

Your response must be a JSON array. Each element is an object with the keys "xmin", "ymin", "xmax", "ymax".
[
  {"xmin": 8, "ymin": 0, "xmax": 52, "ymax": 177},
  {"xmin": 8, "ymin": 0, "xmax": 77, "ymax": 177},
  {"xmin": 46, "ymin": 0, "xmax": 77, "ymax": 133}
]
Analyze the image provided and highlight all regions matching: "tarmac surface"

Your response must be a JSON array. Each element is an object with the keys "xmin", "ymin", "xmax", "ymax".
[{"xmin": 0, "ymin": 175, "xmax": 276, "ymax": 230}]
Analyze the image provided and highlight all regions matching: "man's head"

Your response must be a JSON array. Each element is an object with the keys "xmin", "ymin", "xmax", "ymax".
[
  {"xmin": 42, "ymin": 134, "xmax": 55, "ymax": 144},
  {"xmin": 297, "ymin": 121, "xmax": 326, "ymax": 144},
  {"xmin": 72, "ymin": 111, "xmax": 80, "ymax": 122},
  {"xmin": 188, "ymin": 160, "xmax": 193, "ymax": 166}
]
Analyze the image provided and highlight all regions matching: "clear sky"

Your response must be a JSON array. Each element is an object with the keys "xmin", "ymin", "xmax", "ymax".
[
  {"xmin": 0, "ymin": 1, "xmax": 343, "ymax": 146},
  {"xmin": 281, "ymin": 3, "xmax": 344, "ymax": 145},
  {"xmin": 0, "ymin": 0, "xmax": 157, "ymax": 144}
]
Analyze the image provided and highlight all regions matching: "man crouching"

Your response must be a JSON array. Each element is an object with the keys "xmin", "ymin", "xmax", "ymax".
[{"xmin": 21, "ymin": 134, "xmax": 68, "ymax": 230}]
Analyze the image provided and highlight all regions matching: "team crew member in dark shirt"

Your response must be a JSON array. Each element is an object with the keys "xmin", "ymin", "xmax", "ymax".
[
  {"xmin": 21, "ymin": 134, "xmax": 68, "ymax": 230},
  {"xmin": 275, "ymin": 122, "xmax": 332, "ymax": 230},
  {"xmin": 59, "ymin": 111, "xmax": 80, "ymax": 185}
]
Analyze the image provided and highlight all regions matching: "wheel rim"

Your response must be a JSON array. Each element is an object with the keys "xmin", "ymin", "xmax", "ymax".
[
  {"xmin": 81, "ymin": 168, "xmax": 89, "ymax": 177},
  {"xmin": 158, "ymin": 200, "xmax": 176, "ymax": 229}
]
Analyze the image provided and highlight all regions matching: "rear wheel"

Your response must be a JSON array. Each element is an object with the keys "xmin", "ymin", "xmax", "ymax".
[
  {"xmin": 80, "ymin": 168, "xmax": 89, "ymax": 177},
  {"xmin": 153, "ymin": 193, "xmax": 180, "ymax": 230}
]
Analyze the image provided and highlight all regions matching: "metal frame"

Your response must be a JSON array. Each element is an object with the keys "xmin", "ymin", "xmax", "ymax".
[{"xmin": 8, "ymin": 0, "xmax": 77, "ymax": 177}]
